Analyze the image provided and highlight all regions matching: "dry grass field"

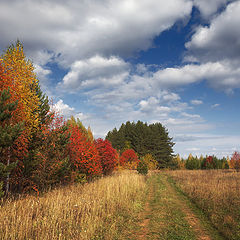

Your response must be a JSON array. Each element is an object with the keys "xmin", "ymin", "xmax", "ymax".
[
  {"xmin": 168, "ymin": 170, "xmax": 240, "ymax": 240},
  {"xmin": 0, "ymin": 171, "xmax": 146, "ymax": 240}
]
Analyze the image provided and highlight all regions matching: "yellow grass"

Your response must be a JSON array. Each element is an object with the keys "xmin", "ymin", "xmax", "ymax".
[
  {"xmin": 168, "ymin": 170, "xmax": 240, "ymax": 239},
  {"xmin": 0, "ymin": 171, "xmax": 146, "ymax": 240}
]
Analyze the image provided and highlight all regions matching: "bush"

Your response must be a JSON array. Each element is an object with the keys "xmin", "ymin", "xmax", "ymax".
[
  {"xmin": 143, "ymin": 154, "xmax": 158, "ymax": 170},
  {"xmin": 74, "ymin": 173, "xmax": 87, "ymax": 184},
  {"xmin": 137, "ymin": 161, "xmax": 148, "ymax": 175},
  {"xmin": 119, "ymin": 149, "xmax": 139, "ymax": 170}
]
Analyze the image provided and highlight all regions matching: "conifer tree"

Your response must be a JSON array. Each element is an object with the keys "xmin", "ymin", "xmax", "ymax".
[
  {"xmin": 0, "ymin": 88, "xmax": 23, "ymax": 194},
  {"xmin": 21, "ymin": 82, "xmax": 52, "ymax": 190}
]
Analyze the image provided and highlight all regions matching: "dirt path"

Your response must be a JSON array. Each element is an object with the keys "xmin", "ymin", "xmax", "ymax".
[
  {"xmin": 162, "ymin": 175, "xmax": 212, "ymax": 240},
  {"xmin": 137, "ymin": 183, "xmax": 152, "ymax": 239},
  {"xmin": 134, "ymin": 173, "xmax": 224, "ymax": 240}
]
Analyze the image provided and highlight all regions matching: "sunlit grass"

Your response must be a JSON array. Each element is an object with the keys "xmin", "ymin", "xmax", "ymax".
[
  {"xmin": 0, "ymin": 170, "xmax": 146, "ymax": 240},
  {"xmin": 168, "ymin": 170, "xmax": 240, "ymax": 240}
]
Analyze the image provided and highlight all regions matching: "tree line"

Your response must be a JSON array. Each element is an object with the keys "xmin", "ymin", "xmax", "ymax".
[
  {"xmin": 0, "ymin": 42, "xmax": 120, "ymax": 197},
  {"xmin": 174, "ymin": 153, "xmax": 240, "ymax": 171}
]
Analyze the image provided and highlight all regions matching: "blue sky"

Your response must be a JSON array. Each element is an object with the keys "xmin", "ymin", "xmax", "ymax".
[{"xmin": 1, "ymin": 0, "xmax": 240, "ymax": 158}]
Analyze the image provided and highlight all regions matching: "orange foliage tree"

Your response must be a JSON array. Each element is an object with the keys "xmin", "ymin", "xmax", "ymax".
[
  {"xmin": 95, "ymin": 138, "xmax": 117, "ymax": 175},
  {"xmin": 230, "ymin": 151, "xmax": 240, "ymax": 171},
  {"xmin": 119, "ymin": 149, "xmax": 139, "ymax": 170},
  {"xmin": 67, "ymin": 124, "xmax": 102, "ymax": 180},
  {"xmin": 1, "ymin": 41, "xmax": 40, "ymax": 136}
]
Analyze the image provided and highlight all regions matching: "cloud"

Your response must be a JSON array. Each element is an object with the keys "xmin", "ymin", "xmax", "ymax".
[
  {"xmin": 70, "ymin": 58, "xmax": 240, "ymax": 109},
  {"xmin": 60, "ymin": 55, "xmax": 129, "ymax": 91},
  {"xmin": 181, "ymin": 112, "xmax": 201, "ymax": 118},
  {"xmin": 211, "ymin": 103, "xmax": 220, "ymax": 108},
  {"xmin": 193, "ymin": 0, "xmax": 229, "ymax": 18},
  {"xmin": 0, "ymin": 0, "xmax": 193, "ymax": 66},
  {"xmin": 152, "ymin": 61, "xmax": 240, "ymax": 92},
  {"xmin": 191, "ymin": 99, "xmax": 203, "ymax": 105},
  {"xmin": 60, "ymin": 56, "xmax": 129, "ymax": 91},
  {"xmin": 51, "ymin": 99, "xmax": 75, "ymax": 117},
  {"xmin": 139, "ymin": 97, "xmax": 171, "ymax": 113},
  {"xmin": 186, "ymin": 1, "xmax": 240, "ymax": 63},
  {"xmin": 52, "ymin": 99, "xmax": 89, "ymax": 120},
  {"xmin": 34, "ymin": 64, "xmax": 51, "ymax": 82},
  {"xmin": 186, "ymin": 147, "xmax": 200, "ymax": 151}
]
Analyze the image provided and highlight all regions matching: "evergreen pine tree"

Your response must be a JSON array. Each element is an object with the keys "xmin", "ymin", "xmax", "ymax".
[{"xmin": 0, "ymin": 88, "xmax": 23, "ymax": 195}]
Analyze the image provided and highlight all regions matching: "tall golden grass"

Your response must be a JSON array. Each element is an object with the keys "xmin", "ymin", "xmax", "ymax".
[
  {"xmin": 168, "ymin": 170, "xmax": 240, "ymax": 239},
  {"xmin": 0, "ymin": 171, "xmax": 146, "ymax": 240}
]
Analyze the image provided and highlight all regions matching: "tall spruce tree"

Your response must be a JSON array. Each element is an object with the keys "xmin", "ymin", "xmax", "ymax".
[
  {"xmin": 106, "ymin": 121, "xmax": 175, "ymax": 168},
  {"xmin": 0, "ymin": 88, "xmax": 23, "ymax": 195}
]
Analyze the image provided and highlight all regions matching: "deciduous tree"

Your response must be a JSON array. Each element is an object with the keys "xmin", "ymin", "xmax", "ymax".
[
  {"xmin": 231, "ymin": 151, "xmax": 240, "ymax": 172},
  {"xmin": 1, "ymin": 41, "xmax": 40, "ymax": 136},
  {"xmin": 68, "ymin": 124, "xmax": 102, "ymax": 179},
  {"xmin": 119, "ymin": 149, "xmax": 139, "ymax": 170},
  {"xmin": 95, "ymin": 138, "xmax": 117, "ymax": 175}
]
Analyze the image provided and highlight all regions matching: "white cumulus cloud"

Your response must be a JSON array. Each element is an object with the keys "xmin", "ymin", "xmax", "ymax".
[
  {"xmin": 60, "ymin": 55, "xmax": 129, "ymax": 91},
  {"xmin": 186, "ymin": 1, "xmax": 240, "ymax": 63},
  {"xmin": 191, "ymin": 100, "xmax": 203, "ymax": 105}
]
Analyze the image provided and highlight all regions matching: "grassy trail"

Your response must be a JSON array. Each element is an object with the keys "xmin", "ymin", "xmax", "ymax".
[{"xmin": 132, "ymin": 173, "xmax": 225, "ymax": 240}]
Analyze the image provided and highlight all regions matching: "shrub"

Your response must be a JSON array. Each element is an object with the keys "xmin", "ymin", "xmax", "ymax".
[
  {"xmin": 119, "ymin": 149, "xmax": 139, "ymax": 170},
  {"xmin": 142, "ymin": 154, "xmax": 158, "ymax": 170},
  {"xmin": 74, "ymin": 173, "xmax": 87, "ymax": 184},
  {"xmin": 137, "ymin": 160, "xmax": 148, "ymax": 175}
]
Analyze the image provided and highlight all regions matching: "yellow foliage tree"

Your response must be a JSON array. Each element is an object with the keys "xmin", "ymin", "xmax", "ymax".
[
  {"xmin": 227, "ymin": 156, "xmax": 234, "ymax": 169},
  {"xmin": 175, "ymin": 154, "xmax": 185, "ymax": 169},
  {"xmin": 1, "ymin": 41, "xmax": 40, "ymax": 136},
  {"xmin": 87, "ymin": 126, "xmax": 94, "ymax": 143},
  {"xmin": 66, "ymin": 116, "xmax": 95, "ymax": 142},
  {"xmin": 188, "ymin": 153, "xmax": 193, "ymax": 161},
  {"xmin": 143, "ymin": 153, "xmax": 158, "ymax": 170}
]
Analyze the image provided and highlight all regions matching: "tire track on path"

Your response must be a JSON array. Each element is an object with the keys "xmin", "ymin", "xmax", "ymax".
[{"xmin": 132, "ymin": 173, "xmax": 224, "ymax": 240}]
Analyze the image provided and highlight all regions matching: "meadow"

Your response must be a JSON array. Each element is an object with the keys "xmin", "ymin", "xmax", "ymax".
[
  {"xmin": 168, "ymin": 169, "xmax": 240, "ymax": 240},
  {"xmin": 1, "ymin": 169, "xmax": 240, "ymax": 240},
  {"xmin": 0, "ymin": 171, "xmax": 146, "ymax": 240}
]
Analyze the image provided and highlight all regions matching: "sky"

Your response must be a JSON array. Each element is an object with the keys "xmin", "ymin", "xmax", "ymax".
[{"xmin": 0, "ymin": 0, "xmax": 240, "ymax": 158}]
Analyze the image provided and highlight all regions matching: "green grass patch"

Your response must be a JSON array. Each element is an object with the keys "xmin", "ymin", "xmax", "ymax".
[{"xmin": 147, "ymin": 174, "xmax": 197, "ymax": 240}]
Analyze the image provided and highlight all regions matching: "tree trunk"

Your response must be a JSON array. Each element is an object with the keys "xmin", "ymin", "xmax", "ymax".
[{"xmin": 6, "ymin": 146, "xmax": 10, "ymax": 194}]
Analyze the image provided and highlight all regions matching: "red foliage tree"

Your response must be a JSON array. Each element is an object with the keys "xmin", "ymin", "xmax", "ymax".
[
  {"xmin": 119, "ymin": 149, "xmax": 139, "ymax": 170},
  {"xmin": 68, "ymin": 125, "xmax": 102, "ymax": 179},
  {"xmin": 202, "ymin": 156, "xmax": 217, "ymax": 169},
  {"xmin": 231, "ymin": 151, "xmax": 240, "ymax": 171},
  {"xmin": 95, "ymin": 138, "xmax": 117, "ymax": 175}
]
